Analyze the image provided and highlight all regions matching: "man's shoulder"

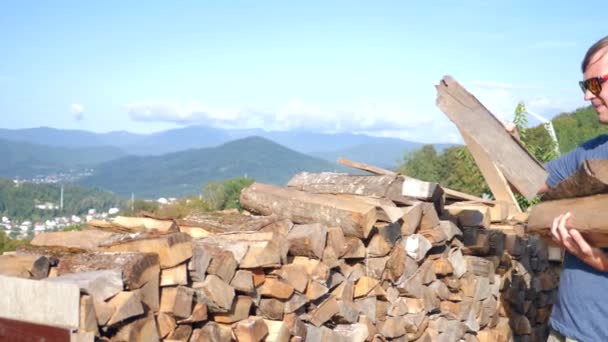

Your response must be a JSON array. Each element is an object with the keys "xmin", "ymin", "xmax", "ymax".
[{"xmin": 579, "ymin": 134, "xmax": 608, "ymax": 150}]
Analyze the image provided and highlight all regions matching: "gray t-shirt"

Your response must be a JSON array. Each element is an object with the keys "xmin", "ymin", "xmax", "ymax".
[{"xmin": 545, "ymin": 134, "xmax": 608, "ymax": 341}]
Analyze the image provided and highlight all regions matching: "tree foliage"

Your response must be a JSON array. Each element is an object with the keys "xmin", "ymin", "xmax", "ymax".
[
  {"xmin": 203, "ymin": 177, "xmax": 255, "ymax": 211},
  {"xmin": 0, "ymin": 179, "xmax": 124, "ymax": 222}
]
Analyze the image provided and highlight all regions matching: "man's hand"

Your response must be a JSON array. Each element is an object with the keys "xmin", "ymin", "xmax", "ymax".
[
  {"xmin": 552, "ymin": 212, "xmax": 608, "ymax": 271},
  {"xmin": 504, "ymin": 122, "xmax": 521, "ymax": 141}
]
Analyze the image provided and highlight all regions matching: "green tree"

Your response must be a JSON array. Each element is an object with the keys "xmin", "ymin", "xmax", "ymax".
[{"xmin": 203, "ymin": 177, "xmax": 255, "ymax": 211}]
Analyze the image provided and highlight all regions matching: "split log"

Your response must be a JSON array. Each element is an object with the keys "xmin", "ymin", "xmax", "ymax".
[
  {"xmin": 156, "ymin": 312, "xmax": 176, "ymax": 338},
  {"xmin": 367, "ymin": 222, "xmax": 401, "ymax": 257},
  {"xmin": 114, "ymin": 314, "xmax": 160, "ymax": 342},
  {"xmin": 435, "ymin": 75, "xmax": 547, "ymax": 199},
  {"xmin": 160, "ymin": 286, "xmax": 193, "ymax": 318},
  {"xmin": 0, "ymin": 254, "xmax": 49, "ymax": 279},
  {"xmin": 271, "ymin": 264, "xmax": 308, "ymax": 293},
  {"xmin": 233, "ymin": 316, "xmax": 269, "ymax": 342},
  {"xmin": 194, "ymin": 274, "xmax": 235, "ymax": 312},
  {"xmin": 161, "ymin": 263, "xmax": 188, "ymax": 287},
  {"xmin": 445, "ymin": 204, "xmax": 491, "ymax": 228},
  {"xmin": 231, "ymin": 270, "xmax": 255, "ymax": 293},
  {"xmin": 112, "ymin": 215, "xmax": 178, "ymax": 233},
  {"xmin": 260, "ymin": 277, "xmax": 295, "ymax": 299},
  {"xmin": 46, "ymin": 269, "xmax": 123, "ymax": 302},
  {"xmin": 309, "ymin": 296, "xmax": 339, "ymax": 327},
  {"xmin": 106, "ymin": 291, "xmax": 144, "ymax": 326},
  {"xmin": 401, "ymin": 202, "xmax": 423, "ymax": 235},
  {"xmin": 214, "ymin": 296, "xmax": 253, "ymax": 324},
  {"xmin": 240, "ymin": 183, "xmax": 377, "ymax": 239},
  {"xmin": 30, "ymin": 229, "xmax": 116, "ymax": 250},
  {"xmin": 287, "ymin": 223, "xmax": 327, "ymax": 259},
  {"xmin": 101, "ymin": 232, "xmax": 192, "ymax": 268},
  {"xmin": 57, "ymin": 252, "xmax": 160, "ymax": 290}
]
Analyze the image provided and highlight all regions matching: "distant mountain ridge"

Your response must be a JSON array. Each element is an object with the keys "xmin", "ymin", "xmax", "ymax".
[
  {"xmin": 76, "ymin": 136, "xmax": 349, "ymax": 198},
  {"xmin": 0, "ymin": 138, "xmax": 126, "ymax": 178},
  {"xmin": 0, "ymin": 126, "xmax": 455, "ymax": 168}
]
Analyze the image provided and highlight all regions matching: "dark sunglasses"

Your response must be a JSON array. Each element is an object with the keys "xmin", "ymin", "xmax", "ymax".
[{"xmin": 579, "ymin": 74, "xmax": 608, "ymax": 95}]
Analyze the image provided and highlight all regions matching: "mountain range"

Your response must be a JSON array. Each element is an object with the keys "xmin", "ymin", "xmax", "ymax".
[
  {"xmin": 0, "ymin": 125, "xmax": 455, "ymax": 198},
  {"xmin": 0, "ymin": 126, "xmax": 453, "ymax": 168}
]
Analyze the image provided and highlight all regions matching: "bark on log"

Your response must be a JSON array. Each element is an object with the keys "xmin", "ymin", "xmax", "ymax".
[{"xmin": 240, "ymin": 183, "xmax": 377, "ymax": 239}]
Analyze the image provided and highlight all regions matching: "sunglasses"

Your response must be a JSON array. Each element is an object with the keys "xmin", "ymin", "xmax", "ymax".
[{"xmin": 579, "ymin": 74, "xmax": 608, "ymax": 95}]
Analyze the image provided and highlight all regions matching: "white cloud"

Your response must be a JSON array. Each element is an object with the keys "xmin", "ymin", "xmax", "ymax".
[
  {"xmin": 126, "ymin": 100, "xmax": 436, "ymax": 135},
  {"xmin": 125, "ymin": 88, "xmax": 583, "ymax": 144},
  {"xmin": 70, "ymin": 103, "xmax": 84, "ymax": 121},
  {"xmin": 467, "ymin": 81, "xmax": 583, "ymax": 125}
]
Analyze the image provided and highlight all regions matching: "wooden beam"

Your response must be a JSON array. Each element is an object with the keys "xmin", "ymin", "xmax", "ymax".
[
  {"xmin": 461, "ymin": 130, "xmax": 522, "ymax": 214},
  {"xmin": 337, "ymin": 157, "xmax": 396, "ymax": 175},
  {"xmin": 436, "ymin": 75, "xmax": 547, "ymax": 199}
]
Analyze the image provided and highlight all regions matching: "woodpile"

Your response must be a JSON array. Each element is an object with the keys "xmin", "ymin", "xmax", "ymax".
[{"xmin": 0, "ymin": 169, "xmax": 561, "ymax": 342}]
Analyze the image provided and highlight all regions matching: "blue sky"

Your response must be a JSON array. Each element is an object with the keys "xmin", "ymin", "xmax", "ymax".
[{"xmin": 0, "ymin": 1, "xmax": 605, "ymax": 143}]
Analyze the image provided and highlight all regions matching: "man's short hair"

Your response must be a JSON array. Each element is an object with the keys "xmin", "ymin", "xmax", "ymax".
[{"xmin": 582, "ymin": 35, "xmax": 608, "ymax": 72}]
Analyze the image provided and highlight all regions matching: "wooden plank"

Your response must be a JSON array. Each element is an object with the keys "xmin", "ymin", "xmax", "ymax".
[
  {"xmin": 528, "ymin": 194, "xmax": 608, "ymax": 247},
  {"xmin": 337, "ymin": 157, "xmax": 396, "ymax": 175},
  {"xmin": 435, "ymin": 75, "xmax": 547, "ymax": 199},
  {"xmin": 543, "ymin": 159, "xmax": 608, "ymax": 200},
  {"xmin": 0, "ymin": 317, "xmax": 71, "ymax": 342},
  {"xmin": 240, "ymin": 183, "xmax": 377, "ymax": 239},
  {"xmin": 0, "ymin": 275, "xmax": 80, "ymax": 329},
  {"xmin": 461, "ymin": 131, "xmax": 522, "ymax": 214}
]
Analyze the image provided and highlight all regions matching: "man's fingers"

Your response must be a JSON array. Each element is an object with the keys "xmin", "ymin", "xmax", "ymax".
[
  {"xmin": 552, "ymin": 214, "xmax": 563, "ymax": 242},
  {"xmin": 570, "ymin": 229, "xmax": 592, "ymax": 255}
]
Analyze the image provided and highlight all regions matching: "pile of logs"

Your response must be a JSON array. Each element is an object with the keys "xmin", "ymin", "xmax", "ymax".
[{"xmin": 0, "ymin": 171, "xmax": 562, "ymax": 342}]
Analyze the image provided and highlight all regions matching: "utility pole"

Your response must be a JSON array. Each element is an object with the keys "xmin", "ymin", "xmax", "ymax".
[
  {"xmin": 131, "ymin": 192, "xmax": 135, "ymax": 212},
  {"xmin": 60, "ymin": 184, "xmax": 64, "ymax": 211}
]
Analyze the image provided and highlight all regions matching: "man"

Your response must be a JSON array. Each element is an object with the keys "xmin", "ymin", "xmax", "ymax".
[{"xmin": 532, "ymin": 35, "xmax": 608, "ymax": 342}]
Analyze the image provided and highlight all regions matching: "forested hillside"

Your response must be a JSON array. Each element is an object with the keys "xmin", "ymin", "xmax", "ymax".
[
  {"xmin": 77, "ymin": 136, "xmax": 348, "ymax": 198},
  {"xmin": 0, "ymin": 179, "xmax": 124, "ymax": 222}
]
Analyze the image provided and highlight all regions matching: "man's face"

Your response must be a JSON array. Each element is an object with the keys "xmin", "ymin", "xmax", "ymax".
[{"xmin": 583, "ymin": 48, "xmax": 608, "ymax": 123}]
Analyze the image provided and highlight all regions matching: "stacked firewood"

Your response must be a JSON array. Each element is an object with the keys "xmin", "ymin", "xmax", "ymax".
[{"xmin": 0, "ymin": 172, "xmax": 561, "ymax": 342}]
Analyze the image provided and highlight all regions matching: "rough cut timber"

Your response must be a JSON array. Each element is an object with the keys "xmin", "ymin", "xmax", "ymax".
[
  {"xmin": 46, "ymin": 269, "xmax": 123, "ymax": 302},
  {"xmin": 528, "ymin": 194, "xmax": 608, "ymax": 247},
  {"xmin": 435, "ymin": 75, "xmax": 547, "ymax": 199},
  {"xmin": 543, "ymin": 159, "xmax": 608, "ymax": 200},
  {"xmin": 178, "ymin": 210, "xmax": 281, "ymax": 235},
  {"xmin": 240, "ymin": 182, "xmax": 377, "ymax": 239},
  {"xmin": 288, "ymin": 172, "xmax": 402, "ymax": 198},
  {"xmin": 100, "ymin": 232, "xmax": 192, "ymax": 268},
  {"xmin": 57, "ymin": 252, "xmax": 160, "ymax": 290},
  {"xmin": 461, "ymin": 130, "xmax": 522, "ymax": 215},
  {"xmin": 112, "ymin": 216, "xmax": 178, "ymax": 233},
  {"xmin": 30, "ymin": 229, "xmax": 116, "ymax": 250}
]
